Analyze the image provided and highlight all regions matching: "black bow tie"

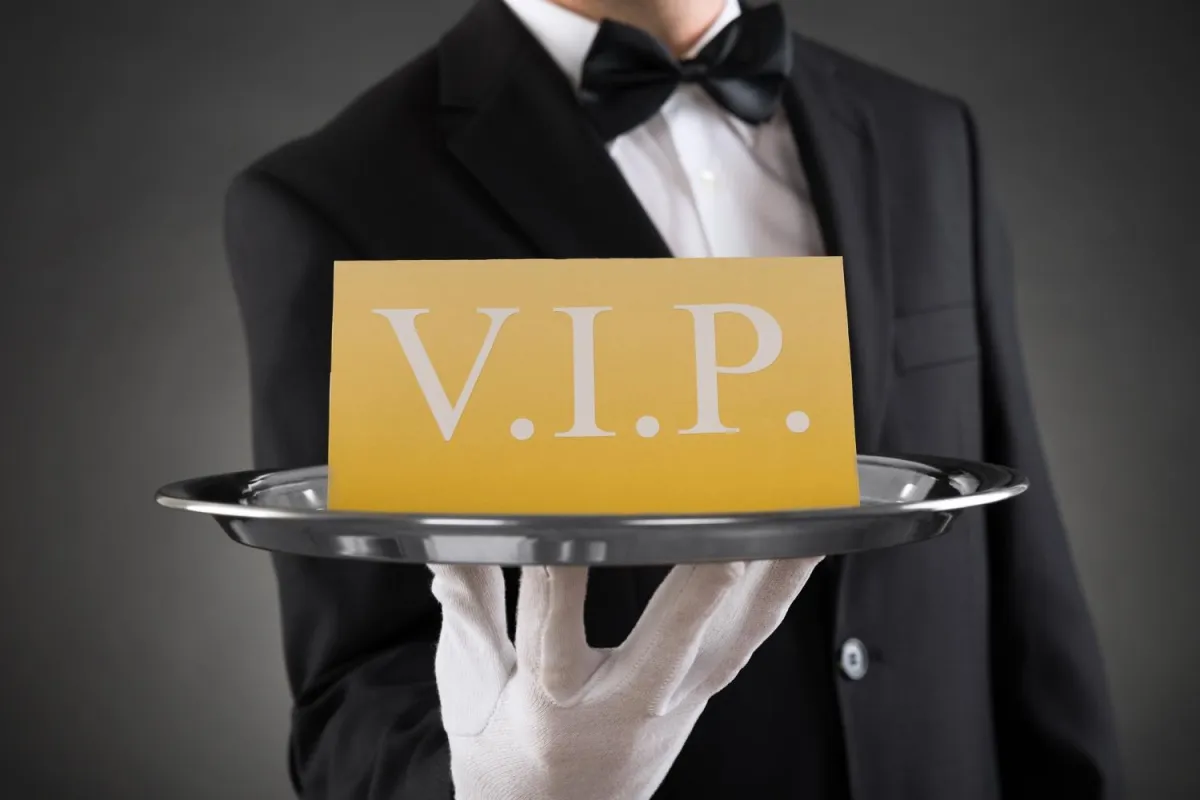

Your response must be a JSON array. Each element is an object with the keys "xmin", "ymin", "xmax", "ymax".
[{"xmin": 579, "ymin": 3, "xmax": 792, "ymax": 142}]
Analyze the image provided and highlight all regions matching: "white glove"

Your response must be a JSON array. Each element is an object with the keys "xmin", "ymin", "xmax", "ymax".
[{"xmin": 429, "ymin": 557, "xmax": 822, "ymax": 800}]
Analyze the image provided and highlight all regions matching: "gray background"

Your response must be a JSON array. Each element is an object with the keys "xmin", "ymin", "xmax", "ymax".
[{"xmin": 1, "ymin": 0, "xmax": 1196, "ymax": 797}]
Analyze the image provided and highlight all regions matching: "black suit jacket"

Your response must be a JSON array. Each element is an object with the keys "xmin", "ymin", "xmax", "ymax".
[{"xmin": 223, "ymin": 1, "xmax": 1122, "ymax": 797}]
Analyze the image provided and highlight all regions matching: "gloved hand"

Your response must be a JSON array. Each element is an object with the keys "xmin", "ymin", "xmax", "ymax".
[{"xmin": 429, "ymin": 557, "xmax": 822, "ymax": 800}]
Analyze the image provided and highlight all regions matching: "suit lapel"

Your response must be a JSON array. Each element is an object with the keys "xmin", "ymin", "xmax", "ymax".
[
  {"xmin": 782, "ymin": 38, "xmax": 895, "ymax": 667},
  {"xmin": 784, "ymin": 37, "xmax": 893, "ymax": 453},
  {"xmin": 438, "ymin": 0, "xmax": 671, "ymax": 260}
]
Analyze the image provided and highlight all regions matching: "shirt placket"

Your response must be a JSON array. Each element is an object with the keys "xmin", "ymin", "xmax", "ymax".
[{"xmin": 662, "ymin": 88, "xmax": 725, "ymax": 258}]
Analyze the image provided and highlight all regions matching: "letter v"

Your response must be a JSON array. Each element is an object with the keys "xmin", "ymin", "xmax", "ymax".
[{"xmin": 372, "ymin": 308, "xmax": 518, "ymax": 441}]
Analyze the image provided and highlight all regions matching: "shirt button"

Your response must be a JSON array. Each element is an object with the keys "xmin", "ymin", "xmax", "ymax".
[
  {"xmin": 699, "ymin": 168, "xmax": 717, "ymax": 183},
  {"xmin": 839, "ymin": 638, "xmax": 869, "ymax": 681}
]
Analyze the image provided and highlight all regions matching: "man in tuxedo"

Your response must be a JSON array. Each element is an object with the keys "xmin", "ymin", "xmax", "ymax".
[{"xmin": 224, "ymin": 0, "xmax": 1123, "ymax": 797}]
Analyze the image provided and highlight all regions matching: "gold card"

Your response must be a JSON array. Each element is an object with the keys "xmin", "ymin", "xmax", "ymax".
[{"xmin": 328, "ymin": 258, "xmax": 858, "ymax": 515}]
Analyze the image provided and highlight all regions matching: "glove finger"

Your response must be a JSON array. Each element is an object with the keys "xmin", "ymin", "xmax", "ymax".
[
  {"xmin": 515, "ymin": 566, "xmax": 601, "ymax": 703},
  {"xmin": 613, "ymin": 561, "xmax": 746, "ymax": 714},
  {"xmin": 428, "ymin": 564, "xmax": 515, "ymax": 735},
  {"xmin": 684, "ymin": 556, "xmax": 823, "ymax": 700}
]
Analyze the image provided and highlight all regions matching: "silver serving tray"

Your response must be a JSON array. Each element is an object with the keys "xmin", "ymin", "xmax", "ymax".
[{"xmin": 154, "ymin": 455, "xmax": 1026, "ymax": 566}]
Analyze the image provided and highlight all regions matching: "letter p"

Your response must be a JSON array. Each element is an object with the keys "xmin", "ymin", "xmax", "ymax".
[{"xmin": 675, "ymin": 303, "xmax": 783, "ymax": 435}]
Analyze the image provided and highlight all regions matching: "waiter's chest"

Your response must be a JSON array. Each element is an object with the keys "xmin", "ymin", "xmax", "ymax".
[{"xmin": 343, "ymin": 137, "xmax": 985, "ymax": 465}]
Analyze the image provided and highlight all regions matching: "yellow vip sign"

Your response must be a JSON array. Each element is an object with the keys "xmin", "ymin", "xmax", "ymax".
[{"xmin": 328, "ymin": 258, "xmax": 859, "ymax": 515}]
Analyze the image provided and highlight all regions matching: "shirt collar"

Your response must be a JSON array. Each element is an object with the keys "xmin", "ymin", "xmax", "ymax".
[{"xmin": 502, "ymin": 0, "xmax": 744, "ymax": 91}]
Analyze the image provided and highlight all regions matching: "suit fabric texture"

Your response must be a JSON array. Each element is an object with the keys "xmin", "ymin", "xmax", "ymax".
[{"xmin": 223, "ymin": 1, "xmax": 1123, "ymax": 797}]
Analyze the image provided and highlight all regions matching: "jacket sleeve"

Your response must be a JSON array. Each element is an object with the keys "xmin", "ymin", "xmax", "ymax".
[
  {"xmin": 224, "ymin": 170, "xmax": 454, "ymax": 799},
  {"xmin": 962, "ymin": 104, "xmax": 1124, "ymax": 797}
]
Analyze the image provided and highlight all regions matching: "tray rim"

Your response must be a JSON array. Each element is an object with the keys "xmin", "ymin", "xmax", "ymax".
[{"xmin": 154, "ymin": 454, "xmax": 1028, "ymax": 530}]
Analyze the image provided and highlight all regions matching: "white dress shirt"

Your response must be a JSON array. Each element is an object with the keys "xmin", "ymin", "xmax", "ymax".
[{"xmin": 502, "ymin": 0, "xmax": 826, "ymax": 259}]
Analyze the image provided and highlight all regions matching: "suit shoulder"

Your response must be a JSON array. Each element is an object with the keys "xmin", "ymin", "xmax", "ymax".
[
  {"xmin": 797, "ymin": 36, "xmax": 969, "ymax": 127},
  {"xmin": 237, "ymin": 45, "xmax": 442, "ymax": 200}
]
